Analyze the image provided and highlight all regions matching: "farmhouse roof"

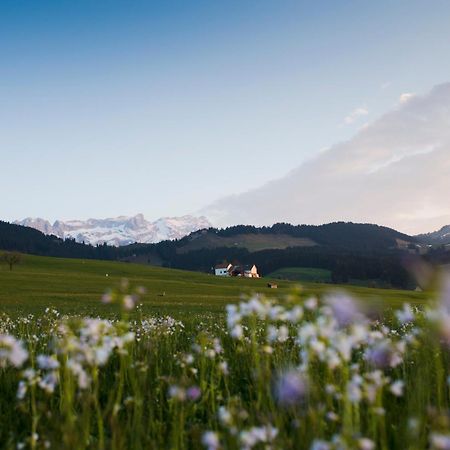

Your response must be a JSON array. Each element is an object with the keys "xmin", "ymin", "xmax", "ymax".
[{"xmin": 215, "ymin": 263, "xmax": 230, "ymax": 269}]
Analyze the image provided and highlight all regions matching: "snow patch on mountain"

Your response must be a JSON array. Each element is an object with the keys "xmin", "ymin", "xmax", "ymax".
[
  {"xmin": 416, "ymin": 224, "xmax": 450, "ymax": 245},
  {"xmin": 15, "ymin": 214, "xmax": 212, "ymax": 246}
]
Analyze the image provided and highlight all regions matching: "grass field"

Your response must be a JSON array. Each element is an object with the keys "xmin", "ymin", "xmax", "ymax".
[
  {"xmin": 268, "ymin": 267, "xmax": 333, "ymax": 283},
  {"xmin": 0, "ymin": 253, "xmax": 449, "ymax": 449},
  {"xmin": 0, "ymin": 254, "xmax": 428, "ymax": 318}
]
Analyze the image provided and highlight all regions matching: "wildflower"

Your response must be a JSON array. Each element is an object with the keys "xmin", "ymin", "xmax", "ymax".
[
  {"xmin": 226, "ymin": 304, "xmax": 241, "ymax": 328},
  {"xmin": 218, "ymin": 406, "xmax": 232, "ymax": 426},
  {"xmin": 287, "ymin": 305, "xmax": 304, "ymax": 322},
  {"xmin": 267, "ymin": 325, "xmax": 278, "ymax": 343},
  {"xmin": 219, "ymin": 361, "xmax": 229, "ymax": 375},
  {"xmin": 278, "ymin": 325, "xmax": 289, "ymax": 342},
  {"xmin": 365, "ymin": 341, "xmax": 394, "ymax": 368},
  {"xmin": 358, "ymin": 438, "xmax": 375, "ymax": 450},
  {"xmin": 66, "ymin": 360, "xmax": 90, "ymax": 389},
  {"xmin": 186, "ymin": 386, "xmax": 201, "ymax": 401},
  {"xmin": 390, "ymin": 380, "xmax": 405, "ymax": 397},
  {"xmin": 326, "ymin": 411, "xmax": 339, "ymax": 422},
  {"xmin": 202, "ymin": 431, "xmax": 220, "ymax": 450},
  {"xmin": 101, "ymin": 291, "xmax": 113, "ymax": 304},
  {"xmin": 440, "ymin": 275, "xmax": 450, "ymax": 313},
  {"xmin": 326, "ymin": 294, "xmax": 363, "ymax": 327},
  {"xmin": 123, "ymin": 295, "xmax": 137, "ymax": 311},
  {"xmin": 230, "ymin": 324, "xmax": 243, "ymax": 340},
  {"xmin": 168, "ymin": 385, "xmax": 186, "ymax": 402},
  {"xmin": 304, "ymin": 297, "xmax": 318, "ymax": 310},
  {"xmin": 0, "ymin": 334, "xmax": 28, "ymax": 368},
  {"xmin": 17, "ymin": 381, "xmax": 27, "ymax": 400},
  {"xmin": 37, "ymin": 355, "xmax": 59, "ymax": 370},
  {"xmin": 276, "ymin": 370, "xmax": 307, "ymax": 407},
  {"xmin": 239, "ymin": 426, "xmax": 278, "ymax": 450},
  {"xmin": 430, "ymin": 433, "xmax": 450, "ymax": 450},
  {"xmin": 395, "ymin": 304, "xmax": 414, "ymax": 324},
  {"xmin": 310, "ymin": 440, "xmax": 330, "ymax": 450},
  {"xmin": 347, "ymin": 375, "xmax": 363, "ymax": 403}
]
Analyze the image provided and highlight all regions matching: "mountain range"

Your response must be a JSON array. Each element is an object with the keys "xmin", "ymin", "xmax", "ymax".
[
  {"xmin": 416, "ymin": 225, "xmax": 450, "ymax": 246},
  {"xmin": 14, "ymin": 214, "xmax": 211, "ymax": 246},
  {"xmin": 15, "ymin": 213, "xmax": 450, "ymax": 248}
]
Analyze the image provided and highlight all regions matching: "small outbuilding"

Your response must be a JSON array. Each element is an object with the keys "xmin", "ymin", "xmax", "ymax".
[{"xmin": 267, "ymin": 282, "xmax": 278, "ymax": 289}]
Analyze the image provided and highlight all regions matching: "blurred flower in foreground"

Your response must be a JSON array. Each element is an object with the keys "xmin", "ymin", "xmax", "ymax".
[
  {"xmin": 275, "ymin": 370, "xmax": 308, "ymax": 407},
  {"xmin": 390, "ymin": 380, "xmax": 405, "ymax": 397},
  {"xmin": 202, "ymin": 431, "xmax": 220, "ymax": 450},
  {"xmin": 100, "ymin": 280, "xmax": 145, "ymax": 312},
  {"xmin": 430, "ymin": 433, "xmax": 450, "ymax": 450},
  {"xmin": 239, "ymin": 425, "xmax": 278, "ymax": 450},
  {"xmin": 186, "ymin": 386, "xmax": 201, "ymax": 401},
  {"xmin": 395, "ymin": 303, "xmax": 414, "ymax": 324},
  {"xmin": 325, "ymin": 294, "xmax": 363, "ymax": 327},
  {"xmin": 0, "ymin": 334, "xmax": 28, "ymax": 368}
]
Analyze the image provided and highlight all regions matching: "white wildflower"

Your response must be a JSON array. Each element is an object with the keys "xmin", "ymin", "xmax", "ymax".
[
  {"xmin": 390, "ymin": 380, "xmax": 405, "ymax": 397},
  {"xmin": 0, "ymin": 334, "xmax": 28, "ymax": 368},
  {"xmin": 202, "ymin": 431, "xmax": 220, "ymax": 450}
]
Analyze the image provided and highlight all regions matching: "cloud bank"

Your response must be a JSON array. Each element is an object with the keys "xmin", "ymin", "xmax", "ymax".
[
  {"xmin": 344, "ymin": 107, "xmax": 369, "ymax": 125},
  {"xmin": 202, "ymin": 83, "xmax": 450, "ymax": 235}
]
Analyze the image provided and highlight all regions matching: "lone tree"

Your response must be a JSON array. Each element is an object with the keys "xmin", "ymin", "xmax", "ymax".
[{"xmin": 1, "ymin": 251, "xmax": 22, "ymax": 271}]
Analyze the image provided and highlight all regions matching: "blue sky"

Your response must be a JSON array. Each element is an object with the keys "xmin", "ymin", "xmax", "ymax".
[{"xmin": 1, "ymin": 0, "xmax": 450, "ymax": 223}]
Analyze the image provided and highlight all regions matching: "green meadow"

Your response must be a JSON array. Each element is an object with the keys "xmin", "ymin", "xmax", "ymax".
[
  {"xmin": 0, "ymin": 254, "xmax": 428, "ymax": 318},
  {"xmin": 1, "ymin": 253, "xmax": 449, "ymax": 450},
  {"xmin": 268, "ymin": 267, "xmax": 333, "ymax": 283}
]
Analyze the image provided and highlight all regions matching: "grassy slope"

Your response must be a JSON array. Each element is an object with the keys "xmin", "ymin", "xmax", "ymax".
[
  {"xmin": 268, "ymin": 267, "xmax": 333, "ymax": 282},
  {"xmin": 0, "ymin": 254, "xmax": 428, "ymax": 317}
]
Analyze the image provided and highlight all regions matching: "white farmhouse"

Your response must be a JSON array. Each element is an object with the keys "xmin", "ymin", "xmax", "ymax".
[
  {"xmin": 243, "ymin": 264, "xmax": 259, "ymax": 278},
  {"xmin": 214, "ymin": 263, "xmax": 232, "ymax": 276}
]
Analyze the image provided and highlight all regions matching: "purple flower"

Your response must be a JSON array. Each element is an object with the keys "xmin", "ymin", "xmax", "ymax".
[
  {"xmin": 365, "ymin": 342, "xmax": 393, "ymax": 369},
  {"xmin": 326, "ymin": 294, "xmax": 363, "ymax": 327},
  {"xmin": 275, "ymin": 370, "xmax": 307, "ymax": 407},
  {"xmin": 187, "ymin": 386, "xmax": 201, "ymax": 401},
  {"xmin": 441, "ymin": 275, "xmax": 450, "ymax": 313}
]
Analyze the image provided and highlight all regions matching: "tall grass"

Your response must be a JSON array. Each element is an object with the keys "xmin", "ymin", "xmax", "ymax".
[{"xmin": 0, "ymin": 281, "xmax": 449, "ymax": 450}]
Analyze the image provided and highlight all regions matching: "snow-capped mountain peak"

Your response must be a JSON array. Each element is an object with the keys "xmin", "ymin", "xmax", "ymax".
[{"xmin": 14, "ymin": 214, "xmax": 211, "ymax": 246}]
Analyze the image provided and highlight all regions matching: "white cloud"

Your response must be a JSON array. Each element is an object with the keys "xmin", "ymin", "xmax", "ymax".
[
  {"xmin": 202, "ymin": 83, "xmax": 450, "ymax": 235},
  {"xmin": 344, "ymin": 107, "xmax": 369, "ymax": 125},
  {"xmin": 399, "ymin": 92, "xmax": 416, "ymax": 104}
]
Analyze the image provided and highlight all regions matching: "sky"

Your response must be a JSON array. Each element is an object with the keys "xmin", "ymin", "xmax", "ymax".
[
  {"xmin": 203, "ymin": 83, "xmax": 450, "ymax": 235},
  {"xmin": 1, "ymin": 0, "xmax": 449, "ymax": 232}
]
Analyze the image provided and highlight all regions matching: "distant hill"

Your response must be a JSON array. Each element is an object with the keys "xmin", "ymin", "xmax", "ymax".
[
  {"xmin": 176, "ymin": 222, "xmax": 417, "ymax": 252},
  {"xmin": 416, "ymin": 225, "xmax": 450, "ymax": 245}
]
